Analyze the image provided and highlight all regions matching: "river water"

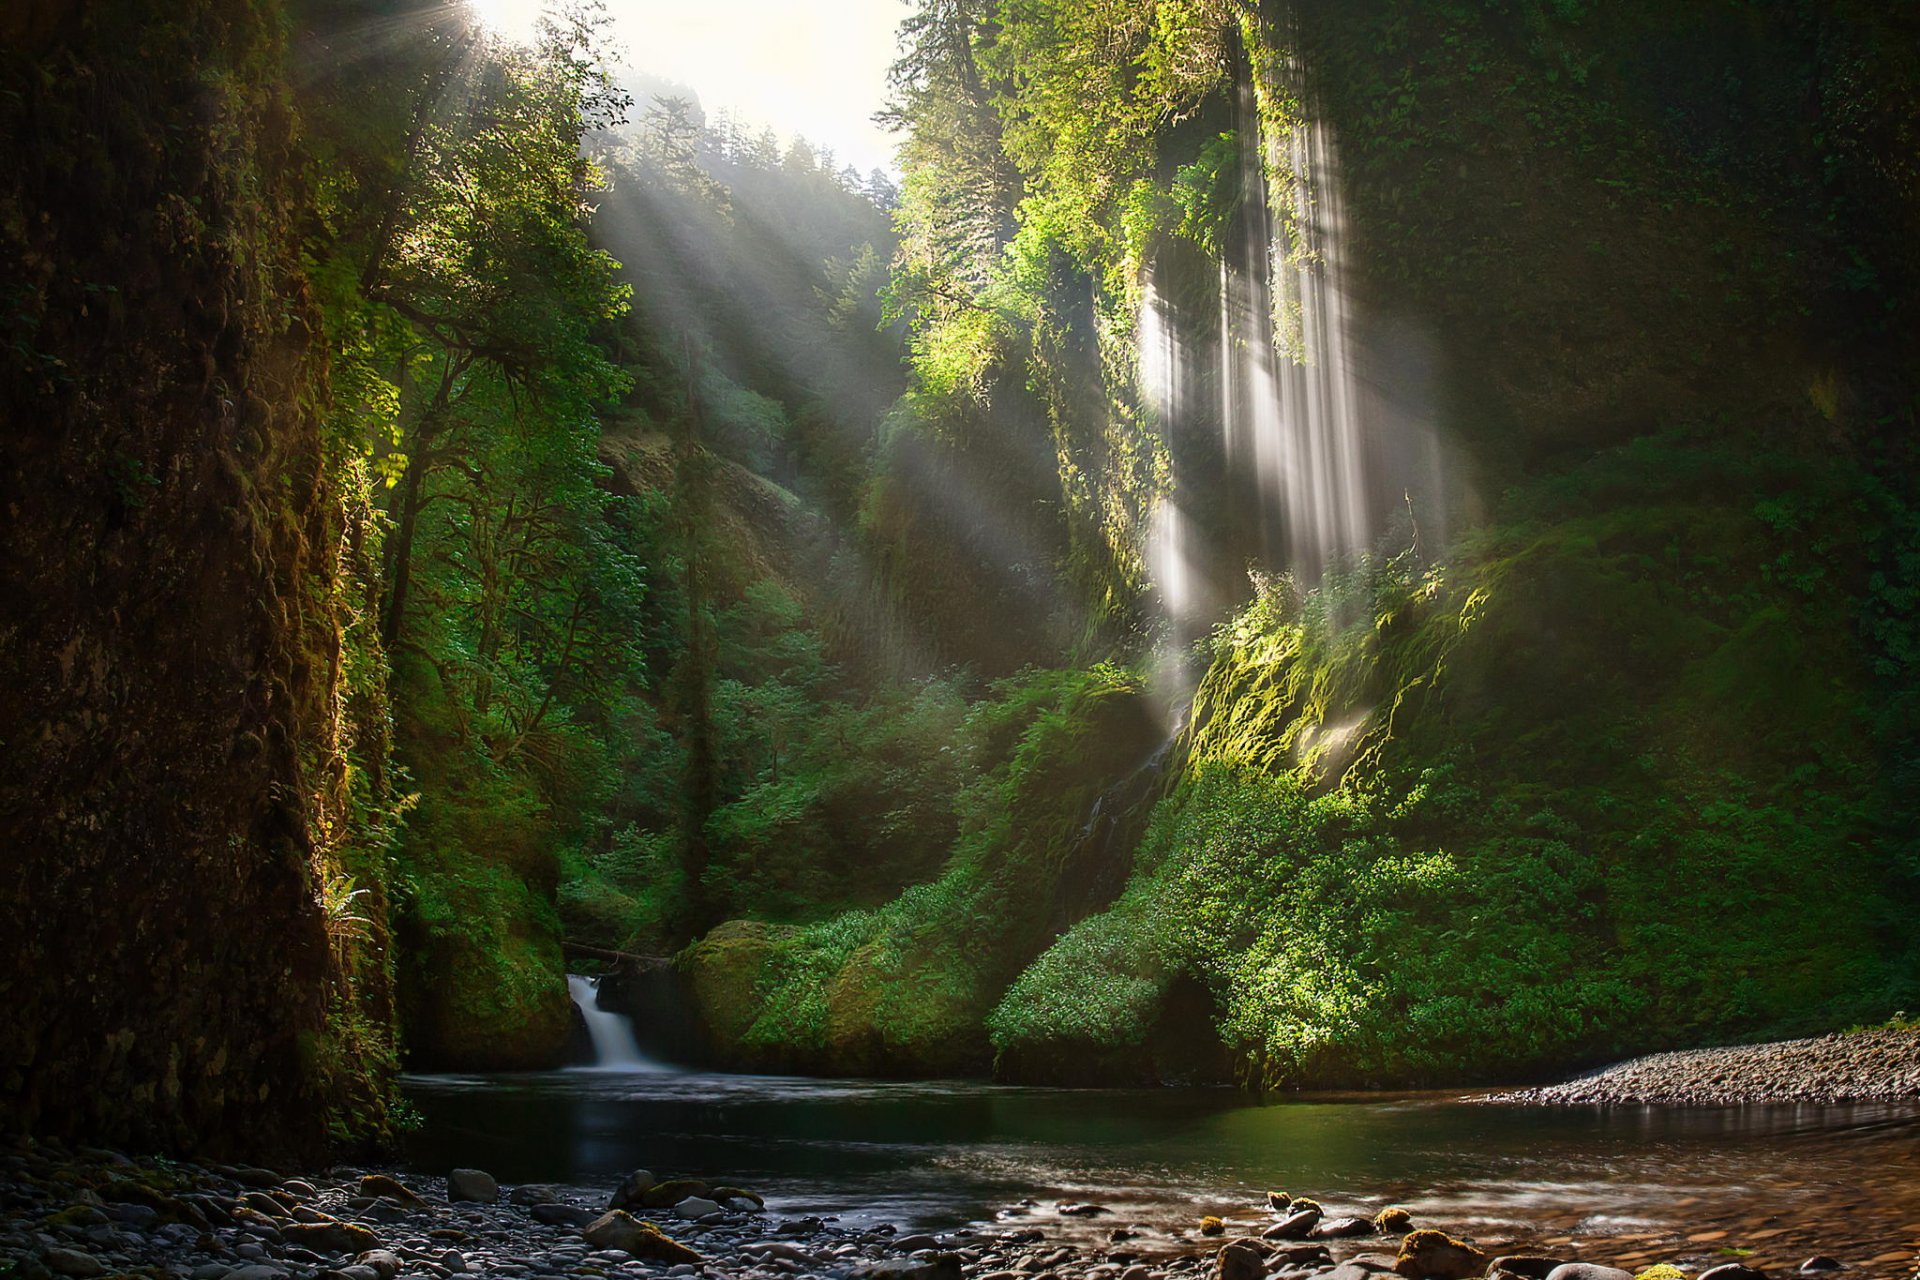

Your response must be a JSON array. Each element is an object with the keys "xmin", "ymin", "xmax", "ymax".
[{"xmin": 402, "ymin": 1068, "xmax": 1920, "ymax": 1275}]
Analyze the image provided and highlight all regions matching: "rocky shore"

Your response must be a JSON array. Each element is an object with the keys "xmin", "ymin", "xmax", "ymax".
[
  {"xmin": 0, "ymin": 1138, "xmax": 1901, "ymax": 1280},
  {"xmin": 1494, "ymin": 1027, "xmax": 1920, "ymax": 1107}
]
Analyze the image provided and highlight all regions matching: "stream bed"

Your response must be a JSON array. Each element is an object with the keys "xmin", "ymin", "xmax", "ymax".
[{"xmin": 402, "ymin": 1068, "xmax": 1920, "ymax": 1275}]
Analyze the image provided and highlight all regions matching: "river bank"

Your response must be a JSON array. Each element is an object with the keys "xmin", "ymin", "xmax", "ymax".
[
  {"xmin": 1491, "ymin": 1027, "xmax": 1920, "ymax": 1107},
  {"xmin": 4, "ymin": 1129, "xmax": 1918, "ymax": 1280}
]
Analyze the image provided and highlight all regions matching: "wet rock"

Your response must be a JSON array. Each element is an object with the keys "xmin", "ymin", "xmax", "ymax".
[
  {"xmin": 1265, "ymin": 1209, "xmax": 1321, "ymax": 1241},
  {"xmin": 607, "ymin": 1170, "xmax": 657, "ymax": 1213},
  {"xmin": 1696, "ymin": 1267, "xmax": 1769, "ymax": 1280},
  {"xmin": 232, "ymin": 1169, "xmax": 284, "ymax": 1190},
  {"xmin": 1541, "ymin": 1266, "xmax": 1633, "ymax": 1280},
  {"xmin": 44, "ymin": 1249, "xmax": 105, "ymax": 1278},
  {"xmin": 1396, "ymin": 1229, "xmax": 1489, "ymax": 1280},
  {"xmin": 1199, "ymin": 1217, "xmax": 1226, "ymax": 1237},
  {"xmin": 1311, "ymin": 1218, "xmax": 1377, "ymax": 1240},
  {"xmin": 1266, "ymin": 1193, "xmax": 1292, "ymax": 1212},
  {"xmin": 360, "ymin": 1177, "xmax": 422, "ymax": 1207},
  {"xmin": 446, "ymin": 1170, "xmax": 498, "ymax": 1205},
  {"xmin": 509, "ymin": 1184, "xmax": 561, "ymax": 1207},
  {"xmin": 284, "ymin": 1221, "xmax": 381, "ymax": 1255},
  {"xmin": 894, "ymin": 1235, "xmax": 941, "ymax": 1252},
  {"xmin": 1267, "ymin": 1245, "xmax": 1334, "ymax": 1269},
  {"xmin": 712, "ymin": 1185, "xmax": 765, "ymax": 1210},
  {"xmin": 851, "ymin": 1255, "xmax": 965, "ymax": 1280},
  {"xmin": 638, "ymin": 1178, "xmax": 711, "ymax": 1209},
  {"xmin": 581, "ymin": 1210, "xmax": 704, "ymax": 1264},
  {"xmin": 355, "ymin": 1250, "xmax": 403, "ymax": 1280},
  {"xmin": 1217, "ymin": 1240, "xmax": 1266, "ymax": 1280},
  {"xmin": 675, "ymin": 1196, "xmax": 724, "ymax": 1220},
  {"xmin": 1375, "ymin": 1208, "xmax": 1414, "ymax": 1235},
  {"xmin": 222, "ymin": 1267, "xmax": 290, "ymax": 1280},
  {"xmin": 1799, "ymin": 1260, "xmax": 1844, "ymax": 1274},
  {"xmin": 530, "ymin": 1203, "xmax": 596, "ymax": 1227},
  {"xmin": 1060, "ymin": 1204, "xmax": 1113, "ymax": 1217},
  {"xmin": 1489, "ymin": 1258, "xmax": 1564, "ymax": 1280}
]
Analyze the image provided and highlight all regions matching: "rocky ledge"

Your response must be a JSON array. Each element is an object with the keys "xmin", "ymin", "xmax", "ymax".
[
  {"xmin": 1491, "ymin": 1027, "xmax": 1920, "ymax": 1106},
  {"xmin": 0, "ymin": 1141, "xmax": 1895, "ymax": 1280}
]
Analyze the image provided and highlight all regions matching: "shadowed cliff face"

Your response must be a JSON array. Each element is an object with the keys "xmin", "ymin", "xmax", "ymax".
[{"xmin": 0, "ymin": 0, "xmax": 380, "ymax": 1157}]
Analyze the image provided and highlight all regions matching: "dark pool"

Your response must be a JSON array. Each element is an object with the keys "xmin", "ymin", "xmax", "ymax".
[{"xmin": 402, "ymin": 1066, "xmax": 1920, "ymax": 1272}]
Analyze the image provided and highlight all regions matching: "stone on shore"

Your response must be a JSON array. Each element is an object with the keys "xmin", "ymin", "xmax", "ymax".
[
  {"xmin": 1543, "ymin": 1265, "xmax": 1635, "ymax": 1280},
  {"xmin": 1217, "ymin": 1238, "xmax": 1267, "ymax": 1280},
  {"xmin": 507, "ymin": 1183, "xmax": 560, "ymax": 1206},
  {"xmin": 446, "ymin": 1168, "xmax": 498, "ymax": 1204},
  {"xmin": 675, "ymin": 1195, "xmax": 724, "ymax": 1219},
  {"xmin": 1489, "ymin": 1256, "xmax": 1565, "ymax": 1279},
  {"xmin": 1397, "ymin": 1228, "xmax": 1490, "ymax": 1280},
  {"xmin": 44, "ymin": 1249, "xmax": 106, "ymax": 1278},
  {"xmin": 582, "ymin": 1209, "xmax": 705, "ymax": 1264},
  {"xmin": 851, "ymin": 1254, "xmax": 965, "ymax": 1280},
  {"xmin": 1313, "ymin": 1216, "xmax": 1379, "ymax": 1239},
  {"xmin": 282, "ymin": 1219, "xmax": 381, "ymax": 1254},
  {"xmin": 609, "ymin": 1168, "xmax": 657, "ymax": 1211},
  {"xmin": 356, "ymin": 1174, "xmax": 421, "ymax": 1206},
  {"xmin": 1696, "ymin": 1267, "xmax": 1770, "ymax": 1280},
  {"xmin": 639, "ymin": 1177, "xmax": 712, "ymax": 1208}
]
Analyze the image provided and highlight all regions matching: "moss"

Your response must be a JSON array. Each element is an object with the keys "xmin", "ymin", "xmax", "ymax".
[{"xmin": 679, "ymin": 666, "xmax": 1164, "ymax": 1075}]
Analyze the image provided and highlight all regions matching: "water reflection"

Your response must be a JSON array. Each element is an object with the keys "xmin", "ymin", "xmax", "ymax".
[{"xmin": 402, "ymin": 1070, "xmax": 1920, "ymax": 1262}]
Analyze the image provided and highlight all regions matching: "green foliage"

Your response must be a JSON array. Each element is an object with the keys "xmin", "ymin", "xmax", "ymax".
[
  {"xmin": 992, "ymin": 430, "xmax": 1920, "ymax": 1085},
  {"xmin": 679, "ymin": 664, "xmax": 1162, "ymax": 1074}
]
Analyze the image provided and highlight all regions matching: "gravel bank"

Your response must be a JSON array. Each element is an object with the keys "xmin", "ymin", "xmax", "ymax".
[
  {"xmin": 1491, "ymin": 1027, "xmax": 1920, "ymax": 1106},
  {"xmin": 0, "ymin": 1136, "xmax": 1904, "ymax": 1280}
]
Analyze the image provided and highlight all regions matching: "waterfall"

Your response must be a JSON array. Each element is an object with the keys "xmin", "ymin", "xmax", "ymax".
[
  {"xmin": 566, "ymin": 973, "xmax": 670, "ymax": 1073},
  {"xmin": 1230, "ymin": 47, "xmax": 1370, "ymax": 581},
  {"xmin": 1143, "ymin": 35, "xmax": 1374, "ymax": 618}
]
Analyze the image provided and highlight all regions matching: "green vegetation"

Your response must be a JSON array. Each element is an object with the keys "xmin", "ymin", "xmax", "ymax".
[{"xmin": 6, "ymin": 0, "xmax": 1919, "ymax": 1160}]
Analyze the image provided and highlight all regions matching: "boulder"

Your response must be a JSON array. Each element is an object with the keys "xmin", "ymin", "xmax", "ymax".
[
  {"xmin": 851, "ymin": 1256, "xmax": 965, "ymax": 1280},
  {"xmin": 44, "ymin": 1250, "xmax": 105, "ymax": 1278},
  {"xmin": 638, "ymin": 1178, "xmax": 711, "ymax": 1209},
  {"xmin": 674, "ymin": 1197, "xmax": 723, "ymax": 1220},
  {"xmin": 1541, "ymin": 1266, "xmax": 1634, "ymax": 1280},
  {"xmin": 1375, "ymin": 1208, "xmax": 1415, "ymax": 1234},
  {"xmin": 1200, "ymin": 1216, "xmax": 1227, "ymax": 1236},
  {"xmin": 1695, "ymin": 1268, "xmax": 1769, "ymax": 1280},
  {"xmin": 357, "ymin": 1176, "xmax": 421, "ymax": 1207},
  {"xmin": 1312, "ymin": 1217, "xmax": 1379, "ymax": 1240},
  {"xmin": 1266, "ymin": 1192, "xmax": 1292, "ymax": 1212},
  {"xmin": 353, "ymin": 1250, "xmax": 402, "ymax": 1280},
  {"xmin": 446, "ymin": 1169, "xmax": 498, "ymax": 1205},
  {"xmin": 283, "ymin": 1221, "xmax": 381, "ymax": 1255},
  {"xmin": 508, "ymin": 1184, "xmax": 560, "ymax": 1207},
  {"xmin": 608, "ymin": 1169, "xmax": 657, "ymax": 1212},
  {"xmin": 1396, "ymin": 1229, "xmax": 1489, "ymax": 1280},
  {"xmin": 581, "ymin": 1210, "xmax": 705, "ymax": 1264},
  {"xmin": 1218, "ymin": 1240, "xmax": 1267, "ymax": 1280},
  {"xmin": 531, "ymin": 1202, "xmax": 597, "ymax": 1227},
  {"xmin": 1265, "ymin": 1208, "xmax": 1322, "ymax": 1240},
  {"xmin": 1489, "ymin": 1258, "xmax": 1565, "ymax": 1280},
  {"xmin": 1268, "ymin": 1244, "xmax": 1334, "ymax": 1269},
  {"xmin": 710, "ymin": 1185, "xmax": 764, "ymax": 1210}
]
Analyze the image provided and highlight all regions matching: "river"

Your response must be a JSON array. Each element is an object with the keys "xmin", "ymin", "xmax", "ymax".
[{"xmin": 402, "ymin": 1067, "xmax": 1920, "ymax": 1275}]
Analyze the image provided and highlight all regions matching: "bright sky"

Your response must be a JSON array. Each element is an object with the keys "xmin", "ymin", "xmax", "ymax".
[{"xmin": 474, "ymin": 0, "xmax": 909, "ymax": 175}]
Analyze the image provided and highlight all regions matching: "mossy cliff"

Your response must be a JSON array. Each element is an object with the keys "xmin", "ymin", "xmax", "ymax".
[
  {"xmin": 680, "ymin": 0, "xmax": 1920, "ymax": 1086},
  {"xmin": 0, "ymin": 0, "xmax": 397, "ymax": 1154}
]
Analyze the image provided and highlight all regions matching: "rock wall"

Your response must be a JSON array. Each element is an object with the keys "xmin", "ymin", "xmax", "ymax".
[{"xmin": 0, "ymin": 0, "xmax": 389, "ymax": 1157}]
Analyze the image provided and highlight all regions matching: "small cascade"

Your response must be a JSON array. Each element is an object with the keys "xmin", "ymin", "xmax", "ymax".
[
  {"xmin": 566, "ymin": 973, "xmax": 671, "ymax": 1073},
  {"xmin": 1052, "ymin": 732, "xmax": 1182, "ymax": 931},
  {"xmin": 1225, "ymin": 45, "xmax": 1370, "ymax": 581},
  {"xmin": 1142, "ymin": 35, "xmax": 1377, "ymax": 629}
]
